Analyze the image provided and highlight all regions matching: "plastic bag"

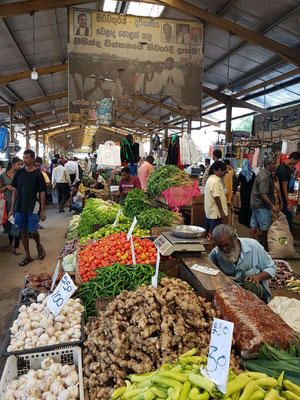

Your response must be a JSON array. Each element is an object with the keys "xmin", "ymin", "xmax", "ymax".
[
  {"xmin": 268, "ymin": 296, "xmax": 300, "ymax": 332},
  {"xmin": 161, "ymin": 181, "xmax": 200, "ymax": 211},
  {"xmin": 267, "ymin": 212, "xmax": 299, "ymax": 259},
  {"xmin": 0, "ymin": 194, "xmax": 7, "ymax": 225}
]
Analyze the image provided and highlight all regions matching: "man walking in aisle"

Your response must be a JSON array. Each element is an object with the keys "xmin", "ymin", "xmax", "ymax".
[
  {"xmin": 204, "ymin": 161, "xmax": 228, "ymax": 234},
  {"xmin": 10, "ymin": 149, "xmax": 46, "ymax": 266},
  {"xmin": 250, "ymin": 156, "xmax": 279, "ymax": 251},
  {"xmin": 52, "ymin": 160, "xmax": 71, "ymax": 213},
  {"xmin": 64, "ymin": 156, "xmax": 79, "ymax": 184},
  {"xmin": 276, "ymin": 152, "xmax": 300, "ymax": 232},
  {"xmin": 139, "ymin": 155, "xmax": 154, "ymax": 191}
]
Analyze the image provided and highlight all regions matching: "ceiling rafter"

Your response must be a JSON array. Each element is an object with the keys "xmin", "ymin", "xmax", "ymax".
[{"xmin": 0, "ymin": 64, "xmax": 67, "ymax": 87}]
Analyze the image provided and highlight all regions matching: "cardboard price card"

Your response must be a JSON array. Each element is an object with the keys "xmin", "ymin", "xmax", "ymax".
[
  {"xmin": 151, "ymin": 245, "xmax": 160, "ymax": 289},
  {"xmin": 204, "ymin": 318, "xmax": 234, "ymax": 394},
  {"xmin": 47, "ymin": 273, "xmax": 77, "ymax": 315},
  {"xmin": 127, "ymin": 216, "xmax": 137, "ymax": 240}
]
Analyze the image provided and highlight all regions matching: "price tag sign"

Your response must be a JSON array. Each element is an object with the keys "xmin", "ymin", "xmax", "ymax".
[
  {"xmin": 191, "ymin": 264, "xmax": 219, "ymax": 276},
  {"xmin": 151, "ymin": 246, "xmax": 160, "ymax": 289},
  {"xmin": 50, "ymin": 259, "xmax": 61, "ymax": 292},
  {"xmin": 130, "ymin": 236, "xmax": 136, "ymax": 265},
  {"xmin": 47, "ymin": 273, "xmax": 77, "ymax": 315},
  {"xmin": 127, "ymin": 217, "xmax": 137, "ymax": 240},
  {"xmin": 203, "ymin": 318, "xmax": 234, "ymax": 394},
  {"xmin": 113, "ymin": 209, "xmax": 121, "ymax": 227}
]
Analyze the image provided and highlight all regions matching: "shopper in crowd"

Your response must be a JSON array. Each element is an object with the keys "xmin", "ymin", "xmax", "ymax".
[
  {"xmin": 201, "ymin": 158, "xmax": 211, "ymax": 186},
  {"xmin": 0, "ymin": 157, "xmax": 23, "ymax": 255},
  {"xmin": 64, "ymin": 156, "xmax": 79, "ymax": 184},
  {"xmin": 96, "ymin": 169, "xmax": 108, "ymax": 190},
  {"xmin": 212, "ymin": 149, "xmax": 222, "ymax": 162},
  {"xmin": 272, "ymin": 171, "xmax": 283, "ymax": 210},
  {"xmin": 68, "ymin": 183, "xmax": 84, "ymax": 214},
  {"xmin": 52, "ymin": 160, "xmax": 71, "ymax": 213},
  {"xmin": 10, "ymin": 149, "xmax": 46, "ymax": 266},
  {"xmin": 223, "ymin": 159, "xmax": 235, "ymax": 208},
  {"xmin": 234, "ymin": 159, "xmax": 256, "ymax": 227},
  {"xmin": 91, "ymin": 154, "xmax": 97, "ymax": 179},
  {"xmin": 139, "ymin": 155, "xmax": 154, "ymax": 191},
  {"xmin": 204, "ymin": 161, "xmax": 228, "ymax": 235},
  {"xmin": 50, "ymin": 159, "xmax": 59, "ymax": 209},
  {"xmin": 209, "ymin": 224, "xmax": 276, "ymax": 303},
  {"xmin": 276, "ymin": 151, "xmax": 300, "ymax": 232},
  {"xmin": 199, "ymin": 165, "xmax": 206, "ymax": 175},
  {"xmin": 0, "ymin": 160, "xmax": 5, "ymax": 175},
  {"xmin": 250, "ymin": 156, "xmax": 279, "ymax": 251},
  {"xmin": 74, "ymin": 156, "xmax": 83, "ymax": 181},
  {"xmin": 118, "ymin": 167, "xmax": 141, "ymax": 205}
]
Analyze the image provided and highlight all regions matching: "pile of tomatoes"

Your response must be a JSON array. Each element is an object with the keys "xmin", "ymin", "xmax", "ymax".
[{"xmin": 78, "ymin": 232, "xmax": 157, "ymax": 282}]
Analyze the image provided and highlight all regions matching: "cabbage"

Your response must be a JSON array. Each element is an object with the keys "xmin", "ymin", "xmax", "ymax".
[
  {"xmin": 72, "ymin": 257, "xmax": 77, "ymax": 267},
  {"xmin": 63, "ymin": 254, "xmax": 75, "ymax": 265},
  {"xmin": 63, "ymin": 263, "xmax": 75, "ymax": 272}
]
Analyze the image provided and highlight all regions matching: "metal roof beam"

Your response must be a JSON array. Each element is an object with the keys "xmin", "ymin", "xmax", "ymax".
[
  {"xmin": 158, "ymin": 0, "xmax": 300, "ymax": 67},
  {"xmin": 0, "ymin": 91, "xmax": 67, "ymax": 113},
  {"xmin": 204, "ymin": 4, "xmax": 300, "ymax": 76},
  {"xmin": 0, "ymin": 64, "xmax": 67, "ymax": 87}
]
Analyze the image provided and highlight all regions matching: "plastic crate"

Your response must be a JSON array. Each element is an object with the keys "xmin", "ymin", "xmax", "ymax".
[
  {"xmin": 1, "ymin": 305, "xmax": 86, "ymax": 357},
  {"xmin": 0, "ymin": 346, "xmax": 84, "ymax": 399}
]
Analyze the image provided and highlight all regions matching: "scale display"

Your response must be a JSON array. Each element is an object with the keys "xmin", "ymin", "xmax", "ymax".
[{"xmin": 154, "ymin": 232, "xmax": 205, "ymax": 256}]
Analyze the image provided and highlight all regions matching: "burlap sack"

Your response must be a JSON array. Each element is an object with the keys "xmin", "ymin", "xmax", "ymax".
[{"xmin": 268, "ymin": 212, "xmax": 299, "ymax": 259}]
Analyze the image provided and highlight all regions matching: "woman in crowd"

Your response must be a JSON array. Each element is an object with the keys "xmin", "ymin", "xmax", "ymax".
[
  {"xmin": 234, "ymin": 159, "xmax": 256, "ymax": 227},
  {"xmin": 0, "ymin": 157, "xmax": 23, "ymax": 254}
]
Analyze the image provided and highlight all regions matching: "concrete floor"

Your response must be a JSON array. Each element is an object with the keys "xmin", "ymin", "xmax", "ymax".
[{"xmin": 0, "ymin": 206, "xmax": 72, "ymax": 374}]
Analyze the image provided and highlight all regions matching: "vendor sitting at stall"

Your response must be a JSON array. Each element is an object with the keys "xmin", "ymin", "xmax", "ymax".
[
  {"xmin": 118, "ymin": 167, "xmax": 141, "ymax": 205},
  {"xmin": 96, "ymin": 169, "xmax": 108, "ymax": 190},
  {"xmin": 68, "ymin": 183, "xmax": 84, "ymax": 214},
  {"xmin": 209, "ymin": 224, "xmax": 276, "ymax": 303}
]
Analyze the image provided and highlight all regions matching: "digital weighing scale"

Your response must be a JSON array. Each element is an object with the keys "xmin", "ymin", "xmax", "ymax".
[{"xmin": 154, "ymin": 231, "xmax": 206, "ymax": 256}]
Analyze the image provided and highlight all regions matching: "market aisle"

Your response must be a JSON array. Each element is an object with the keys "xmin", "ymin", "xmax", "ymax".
[{"xmin": 0, "ymin": 206, "xmax": 72, "ymax": 374}]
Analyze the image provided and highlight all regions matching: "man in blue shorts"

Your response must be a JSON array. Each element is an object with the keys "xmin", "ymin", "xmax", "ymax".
[
  {"xmin": 250, "ymin": 156, "xmax": 279, "ymax": 251},
  {"xmin": 10, "ymin": 149, "xmax": 47, "ymax": 266}
]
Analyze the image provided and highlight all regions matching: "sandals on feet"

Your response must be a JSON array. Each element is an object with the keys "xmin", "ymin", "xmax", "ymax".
[
  {"xmin": 37, "ymin": 245, "xmax": 46, "ymax": 260},
  {"xmin": 13, "ymin": 249, "xmax": 22, "ymax": 256},
  {"xmin": 19, "ymin": 257, "xmax": 33, "ymax": 267}
]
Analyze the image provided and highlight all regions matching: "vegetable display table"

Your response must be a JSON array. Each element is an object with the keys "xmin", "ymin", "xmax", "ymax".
[{"xmin": 180, "ymin": 254, "xmax": 235, "ymax": 300}]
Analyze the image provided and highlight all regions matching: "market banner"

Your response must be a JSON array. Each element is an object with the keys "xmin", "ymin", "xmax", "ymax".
[
  {"xmin": 68, "ymin": 9, "xmax": 204, "ymax": 125},
  {"xmin": 252, "ymin": 104, "xmax": 300, "ymax": 139}
]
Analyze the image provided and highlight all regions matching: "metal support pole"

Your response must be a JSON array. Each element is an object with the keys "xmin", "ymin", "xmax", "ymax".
[
  {"xmin": 46, "ymin": 135, "xmax": 49, "ymax": 160},
  {"xmin": 9, "ymin": 105, "xmax": 15, "ymax": 159},
  {"xmin": 149, "ymin": 129, "xmax": 153, "ymax": 153},
  {"xmin": 25, "ymin": 118, "xmax": 30, "ymax": 148},
  {"xmin": 42, "ymin": 133, "xmax": 46, "ymax": 162},
  {"xmin": 187, "ymin": 115, "xmax": 192, "ymax": 135},
  {"xmin": 225, "ymin": 101, "xmax": 232, "ymax": 143},
  {"xmin": 35, "ymin": 130, "xmax": 39, "ymax": 156},
  {"xmin": 164, "ymin": 126, "xmax": 168, "ymax": 150}
]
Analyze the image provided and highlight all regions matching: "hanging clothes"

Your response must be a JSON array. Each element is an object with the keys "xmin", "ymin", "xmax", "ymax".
[
  {"xmin": 166, "ymin": 135, "xmax": 180, "ymax": 166},
  {"xmin": 252, "ymin": 148, "xmax": 260, "ymax": 168}
]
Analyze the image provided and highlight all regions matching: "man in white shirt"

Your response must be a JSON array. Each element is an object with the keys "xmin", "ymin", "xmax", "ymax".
[
  {"xmin": 135, "ymin": 62, "xmax": 162, "ymax": 95},
  {"xmin": 161, "ymin": 57, "xmax": 185, "ymax": 100},
  {"xmin": 64, "ymin": 156, "xmax": 79, "ymax": 184},
  {"xmin": 204, "ymin": 161, "xmax": 228, "ymax": 234},
  {"xmin": 52, "ymin": 160, "xmax": 71, "ymax": 213}
]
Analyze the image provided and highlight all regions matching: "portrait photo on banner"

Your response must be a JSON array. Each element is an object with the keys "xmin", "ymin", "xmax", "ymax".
[{"xmin": 73, "ymin": 10, "xmax": 92, "ymax": 36}]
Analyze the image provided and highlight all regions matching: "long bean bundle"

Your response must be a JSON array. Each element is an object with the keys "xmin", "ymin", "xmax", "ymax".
[{"xmin": 77, "ymin": 262, "xmax": 166, "ymax": 318}]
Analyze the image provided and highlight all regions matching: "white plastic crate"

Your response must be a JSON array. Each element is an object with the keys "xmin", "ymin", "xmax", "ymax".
[{"xmin": 0, "ymin": 346, "xmax": 84, "ymax": 399}]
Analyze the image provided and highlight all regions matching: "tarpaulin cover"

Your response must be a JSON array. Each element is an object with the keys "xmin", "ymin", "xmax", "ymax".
[
  {"xmin": 161, "ymin": 181, "xmax": 200, "ymax": 211},
  {"xmin": 0, "ymin": 127, "xmax": 8, "ymax": 151}
]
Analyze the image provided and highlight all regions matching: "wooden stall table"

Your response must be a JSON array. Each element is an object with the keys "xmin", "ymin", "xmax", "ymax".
[{"xmin": 180, "ymin": 254, "xmax": 235, "ymax": 300}]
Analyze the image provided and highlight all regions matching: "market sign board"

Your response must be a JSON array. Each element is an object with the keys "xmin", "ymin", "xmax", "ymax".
[{"xmin": 68, "ymin": 9, "xmax": 204, "ymax": 125}]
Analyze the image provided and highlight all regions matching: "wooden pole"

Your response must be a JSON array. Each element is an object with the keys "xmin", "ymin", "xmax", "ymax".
[
  {"xmin": 187, "ymin": 115, "xmax": 192, "ymax": 135},
  {"xmin": 225, "ymin": 101, "xmax": 232, "ymax": 143},
  {"xmin": 9, "ymin": 105, "xmax": 15, "ymax": 159},
  {"xmin": 42, "ymin": 133, "xmax": 46, "ymax": 162},
  {"xmin": 25, "ymin": 118, "xmax": 30, "ymax": 148},
  {"xmin": 35, "ymin": 130, "xmax": 39, "ymax": 156}
]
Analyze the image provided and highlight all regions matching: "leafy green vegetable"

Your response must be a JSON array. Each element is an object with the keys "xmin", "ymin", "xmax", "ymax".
[
  {"xmin": 137, "ymin": 208, "xmax": 183, "ymax": 229},
  {"xmin": 147, "ymin": 165, "xmax": 193, "ymax": 197},
  {"xmin": 82, "ymin": 174, "xmax": 95, "ymax": 187},
  {"xmin": 123, "ymin": 189, "xmax": 154, "ymax": 218},
  {"xmin": 78, "ymin": 198, "xmax": 121, "ymax": 237}
]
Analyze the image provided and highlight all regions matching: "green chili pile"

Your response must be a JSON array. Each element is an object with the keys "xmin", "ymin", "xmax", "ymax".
[{"xmin": 77, "ymin": 262, "xmax": 166, "ymax": 318}]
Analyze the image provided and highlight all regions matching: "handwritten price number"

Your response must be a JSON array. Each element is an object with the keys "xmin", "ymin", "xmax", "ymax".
[
  {"xmin": 61, "ymin": 275, "xmax": 73, "ymax": 292},
  {"xmin": 207, "ymin": 321, "xmax": 229, "ymax": 373},
  {"xmin": 51, "ymin": 292, "xmax": 64, "ymax": 307}
]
